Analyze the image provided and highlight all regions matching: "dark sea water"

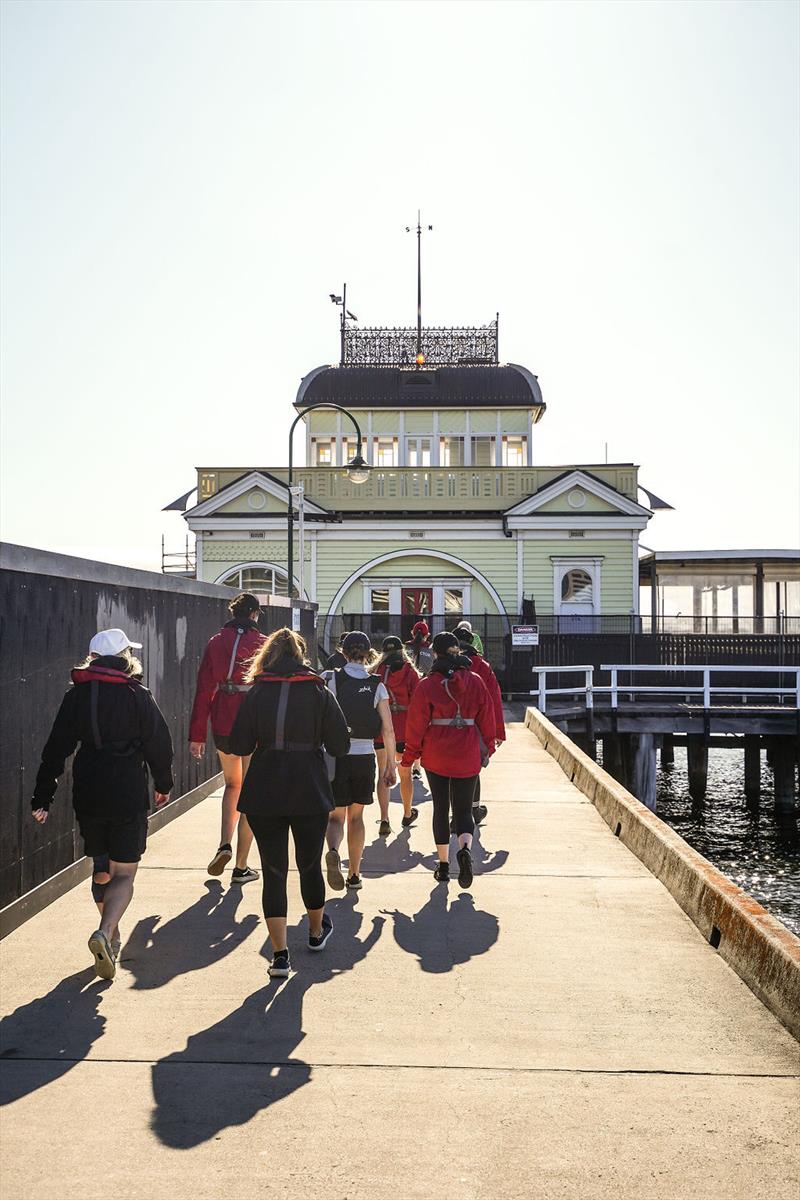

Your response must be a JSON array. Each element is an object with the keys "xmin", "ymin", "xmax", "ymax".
[{"xmin": 652, "ymin": 747, "xmax": 800, "ymax": 939}]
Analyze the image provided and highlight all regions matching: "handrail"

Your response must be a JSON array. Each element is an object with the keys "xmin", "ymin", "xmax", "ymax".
[{"xmin": 531, "ymin": 664, "xmax": 800, "ymax": 712}]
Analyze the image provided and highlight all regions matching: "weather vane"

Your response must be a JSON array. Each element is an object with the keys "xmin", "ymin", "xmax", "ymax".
[{"xmin": 405, "ymin": 211, "xmax": 433, "ymax": 365}]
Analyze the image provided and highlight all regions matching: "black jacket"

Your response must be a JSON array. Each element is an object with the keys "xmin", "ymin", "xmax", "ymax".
[
  {"xmin": 230, "ymin": 656, "xmax": 350, "ymax": 817},
  {"xmin": 32, "ymin": 656, "xmax": 174, "ymax": 816}
]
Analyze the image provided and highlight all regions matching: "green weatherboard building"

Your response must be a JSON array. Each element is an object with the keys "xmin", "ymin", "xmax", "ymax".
[{"xmin": 176, "ymin": 320, "xmax": 655, "ymax": 652}]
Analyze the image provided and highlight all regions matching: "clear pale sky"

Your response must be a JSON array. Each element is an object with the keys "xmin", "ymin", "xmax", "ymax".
[{"xmin": 1, "ymin": 0, "xmax": 798, "ymax": 570}]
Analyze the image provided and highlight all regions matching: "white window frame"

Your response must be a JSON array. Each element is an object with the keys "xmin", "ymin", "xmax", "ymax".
[
  {"xmin": 551, "ymin": 556, "xmax": 604, "ymax": 615},
  {"xmin": 361, "ymin": 576, "xmax": 473, "ymax": 615}
]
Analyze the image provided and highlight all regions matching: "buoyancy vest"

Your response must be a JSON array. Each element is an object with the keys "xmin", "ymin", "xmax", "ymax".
[
  {"xmin": 250, "ymin": 672, "xmax": 327, "ymax": 752},
  {"xmin": 70, "ymin": 667, "xmax": 150, "ymax": 757},
  {"xmin": 218, "ymin": 624, "xmax": 256, "ymax": 694},
  {"xmin": 330, "ymin": 669, "xmax": 382, "ymax": 739}
]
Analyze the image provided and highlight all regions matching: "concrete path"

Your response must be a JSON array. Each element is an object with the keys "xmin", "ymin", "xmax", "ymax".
[{"xmin": 1, "ymin": 721, "xmax": 798, "ymax": 1199}]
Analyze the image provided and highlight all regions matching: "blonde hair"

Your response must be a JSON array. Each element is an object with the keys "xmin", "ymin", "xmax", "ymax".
[
  {"xmin": 246, "ymin": 627, "xmax": 308, "ymax": 681},
  {"xmin": 344, "ymin": 644, "xmax": 378, "ymax": 667},
  {"xmin": 76, "ymin": 647, "xmax": 143, "ymax": 676}
]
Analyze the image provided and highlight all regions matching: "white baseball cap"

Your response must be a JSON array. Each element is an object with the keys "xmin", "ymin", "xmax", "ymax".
[{"xmin": 89, "ymin": 628, "xmax": 143, "ymax": 656}]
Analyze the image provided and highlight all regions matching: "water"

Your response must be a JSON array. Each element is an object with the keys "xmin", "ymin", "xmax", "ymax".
[{"xmin": 653, "ymin": 747, "xmax": 800, "ymax": 938}]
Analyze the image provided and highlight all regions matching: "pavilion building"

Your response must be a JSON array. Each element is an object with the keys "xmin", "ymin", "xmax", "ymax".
[{"xmin": 171, "ymin": 318, "xmax": 658, "ymax": 654}]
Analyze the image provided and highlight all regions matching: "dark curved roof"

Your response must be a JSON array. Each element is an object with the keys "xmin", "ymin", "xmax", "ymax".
[{"xmin": 295, "ymin": 364, "xmax": 544, "ymax": 410}]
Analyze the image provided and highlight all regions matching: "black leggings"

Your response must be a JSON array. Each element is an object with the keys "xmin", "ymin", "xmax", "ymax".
[
  {"xmin": 425, "ymin": 771, "xmax": 478, "ymax": 845},
  {"xmin": 246, "ymin": 811, "xmax": 329, "ymax": 919}
]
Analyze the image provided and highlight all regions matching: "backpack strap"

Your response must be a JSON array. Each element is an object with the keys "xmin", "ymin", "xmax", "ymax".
[
  {"xmin": 90, "ymin": 681, "xmax": 103, "ymax": 750},
  {"xmin": 218, "ymin": 628, "xmax": 252, "ymax": 694},
  {"xmin": 275, "ymin": 682, "xmax": 290, "ymax": 750},
  {"xmin": 430, "ymin": 678, "xmax": 475, "ymax": 728}
]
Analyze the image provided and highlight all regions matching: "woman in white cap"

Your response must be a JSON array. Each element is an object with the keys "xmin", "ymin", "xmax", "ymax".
[{"xmin": 31, "ymin": 628, "xmax": 174, "ymax": 980}]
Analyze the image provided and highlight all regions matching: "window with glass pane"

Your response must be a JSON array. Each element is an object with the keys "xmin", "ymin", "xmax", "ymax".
[
  {"xmin": 406, "ymin": 437, "xmax": 431, "ymax": 466},
  {"xmin": 374, "ymin": 437, "xmax": 397, "ymax": 467},
  {"xmin": 221, "ymin": 564, "xmax": 296, "ymax": 599},
  {"xmin": 561, "ymin": 569, "xmax": 593, "ymax": 603},
  {"xmin": 315, "ymin": 439, "xmax": 334, "ymax": 465},
  {"xmin": 440, "ymin": 436, "xmax": 464, "ymax": 466},
  {"xmin": 444, "ymin": 589, "xmax": 463, "ymax": 613},
  {"xmin": 371, "ymin": 588, "xmax": 390, "ymax": 612},
  {"xmin": 342, "ymin": 437, "xmax": 359, "ymax": 465},
  {"xmin": 471, "ymin": 436, "xmax": 495, "ymax": 466},
  {"xmin": 503, "ymin": 436, "xmax": 527, "ymax": 466}
]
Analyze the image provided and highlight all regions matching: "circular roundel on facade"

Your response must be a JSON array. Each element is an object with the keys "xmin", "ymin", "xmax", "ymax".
[
  {"xmin": 248, "ymin": 491, "xmax": 267, "ymax": 510},
  {"xmin": 567, "ymin": 487, "xmax": 586, "ymax": 509}
]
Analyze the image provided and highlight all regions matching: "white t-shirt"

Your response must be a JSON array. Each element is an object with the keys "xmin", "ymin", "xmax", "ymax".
[{"xmin": 323, "ymin": 662, "xmax": 389, "ymax": 756}]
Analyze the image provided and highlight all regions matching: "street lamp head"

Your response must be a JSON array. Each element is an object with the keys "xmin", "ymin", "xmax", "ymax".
[{"xmin": 345, "ymin": 452, "xmax": 371, "ymax": 485}]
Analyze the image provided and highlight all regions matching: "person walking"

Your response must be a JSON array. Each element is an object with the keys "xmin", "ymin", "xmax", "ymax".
[
  {"xmin": 228, "ymin": 627, "xmax": 350, "ymax": 978},
  {"xmin": 401, "ymin": 632, "xmax": 495, "ymax": 888},
  {"xmin": 453, "ymin": 620, "xmax": 484, "ymax": 657},
  {"xmin": 372, "ymin": 636, "xmax": 421, "ymax": 835},
  {"xmin": 455, "ymin": 626, "xmax": 506, "ymax": 825},
  {"xmin": 322, "ymin": 631, "xmax": 397, "ymax": 892},
  {"xmin": 31, "ymin": 628, "xmax": 173, "ymax": 980},
  {"xmin": 406, "ymin": 620, "xmax": 434, "ymax": 676},
  {"xmin": 189, "ymin": 592, "xmax": 265, "ymax": 883}
]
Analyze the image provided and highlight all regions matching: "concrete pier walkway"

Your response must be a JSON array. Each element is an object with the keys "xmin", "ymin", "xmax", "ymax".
[{"xmin": 1, "ymin": 721, "xmax": 798, "ymax": 1199}]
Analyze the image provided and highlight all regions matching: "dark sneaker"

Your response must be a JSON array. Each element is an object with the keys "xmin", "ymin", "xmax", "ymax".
[
  {"xmin": 230, "ymin": 866, "xmax": 259, "ymax": 884},
  {"xmin": 88, "ymin": 930, "xmax": 116, "ymax": 980},
  {"xmin": 433, "ymin": 861, "xmax": 450, "ymax": 883},
  {"xmin": 309, "ymin": 913, "xmax": 334, "ymax": 952},
  {"xmin": 378, "ymin": 819, "xmax": 391, "ymax": 837},
  {"xmin": 401, "ymin": 807, "xmax": 419, "ymax": 828},
  {"xmin": 457, "ymin": 846, "xmax": 474, "ymax": 889},
  {"xmin": 346, "ymin": 873, "xmax": 363, "ymax": 891},
  {"xmin": 269, "ymin": 949, "xmax": 291, "ymax": 978},
  {"xmin": 472, "ymin": 804, "xmax": 488, "ymax": 826},
  {"xmin": 326, "ymin": 849, "xmax": 345, "ymax": 890},
  {"xmin": 207, "ymin": 844, "xmax": 232, "ymax": 876}
]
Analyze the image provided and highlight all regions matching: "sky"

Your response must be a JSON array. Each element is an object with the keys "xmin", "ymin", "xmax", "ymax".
[{"xmin": 1, "ymin": 0, "xmax": 798, "ymax": 570}]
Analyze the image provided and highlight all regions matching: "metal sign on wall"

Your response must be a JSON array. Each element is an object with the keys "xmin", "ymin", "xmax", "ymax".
[{"xmin": 512, "ymin": 624, "xmax": 539, "ymax": 646}]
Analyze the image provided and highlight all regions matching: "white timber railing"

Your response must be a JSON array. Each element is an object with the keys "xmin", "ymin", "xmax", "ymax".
[{"xmin": 531, "ymin": 664, "xmax": 800, "ymax": 714}]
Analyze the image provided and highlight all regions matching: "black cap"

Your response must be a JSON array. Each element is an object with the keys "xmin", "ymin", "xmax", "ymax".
[
  {"xmin": 342, "ymin": 630, "xmax": 372, "ymax": 653},
  {"xmin": 432, "ymin": 631, "xmax": 459, "ymax": 655},
  {"xmin": 382, "ymin": 636, "xmax": 403, "ymax": 652}
]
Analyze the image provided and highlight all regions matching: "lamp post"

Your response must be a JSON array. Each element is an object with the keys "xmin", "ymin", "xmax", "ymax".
[{"xmin": 287, "ymin": 402, "xmax": 370, "ymax": 600}]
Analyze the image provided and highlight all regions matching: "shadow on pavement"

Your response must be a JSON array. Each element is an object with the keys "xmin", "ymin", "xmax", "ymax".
[
  {"xmin": 362, "ymin": 825, "xmax": 509, "ymax": 880},
  {"xmin": 383, "ymin": 886, "xmax": 499, "ymax": 973},
  {"xmin": 0, "ymin": 968, "xmax": 107, "ymax": 1104},
  {"xmin": 150, "ymin": 893, "xmax": 384, "ymax": 1148},
  {"xmin": 123, "ymin": 880, "xmax": 259, "ymax": 990}
]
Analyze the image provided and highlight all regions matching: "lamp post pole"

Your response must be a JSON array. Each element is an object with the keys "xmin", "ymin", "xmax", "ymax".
[{"xmin": 287, "ymin": 402, "xmax": 369, "ymax": 600}]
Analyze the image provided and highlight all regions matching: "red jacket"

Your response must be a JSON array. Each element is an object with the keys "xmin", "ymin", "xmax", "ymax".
[
  {"xmin": 189, "ymin": 620, "xmax": 266, "ymax": 743},
  {"xmin": 463, "ymin": 649, "xmax": 505, "ymax": 742},
  {"xmin": 400, "ymin": 664, "xmax": 496, "ymax": 778},
  {"xmin": 375, "ymin": 660, "xmax": 420, "ymax": 743}
]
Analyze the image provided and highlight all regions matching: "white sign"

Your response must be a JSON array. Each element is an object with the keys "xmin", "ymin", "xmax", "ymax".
[
  {"xmin": 292, "ymin": 607, "xmax": 302, "ymax": 632},
  {"xmin": 512, "ymin": 624, "xmax": 539, "ymax": 647}
]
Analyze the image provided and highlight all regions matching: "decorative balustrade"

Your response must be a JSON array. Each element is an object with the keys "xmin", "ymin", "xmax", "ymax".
[{"xmin": 196, "ymin": 465, "xmax": 640, "ymax": 508}]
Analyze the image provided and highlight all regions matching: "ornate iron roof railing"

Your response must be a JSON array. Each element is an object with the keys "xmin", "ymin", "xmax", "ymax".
[{"xmin": 342, "ymin": 320, "xmax": 499, "ymax": 368}]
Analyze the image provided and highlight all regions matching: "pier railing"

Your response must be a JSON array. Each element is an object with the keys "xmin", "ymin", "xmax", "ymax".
[{"xmin": 531, "ymin": 664, "xmax": 800, "ymax": 714}]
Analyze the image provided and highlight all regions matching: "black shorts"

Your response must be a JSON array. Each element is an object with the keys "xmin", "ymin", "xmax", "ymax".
[
  {"xmin": 213, "ymin": 731, "xmax": 234, "ymax": 755},
  {"xmin": 332, "ymin": 754, "xmax": 376, "ymax": 806},
  {"xmin": 79, "ymin": 810, "xmax": 148, "ymax": 863},
  {"xmin": 374, "ymin": 741, "xmax": 406, "ymax": 754}
]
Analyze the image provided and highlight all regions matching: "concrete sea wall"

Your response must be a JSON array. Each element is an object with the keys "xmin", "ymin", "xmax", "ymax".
[{"xmin": 525, "ymin": 707, "xmax": 800, "ymax": 1041}]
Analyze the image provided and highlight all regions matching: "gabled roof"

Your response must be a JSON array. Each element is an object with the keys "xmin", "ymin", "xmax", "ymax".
[
  {"xmin": 183, "ymin": 470, "xmax": 332, "ymax": 519},
  {"xmin": 503, "ymin": 469, "xmax": 652, "ymax": 518},
  {"xmin": 295, "ymin": 363, "xmax": 545, "ymax": 411}
]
